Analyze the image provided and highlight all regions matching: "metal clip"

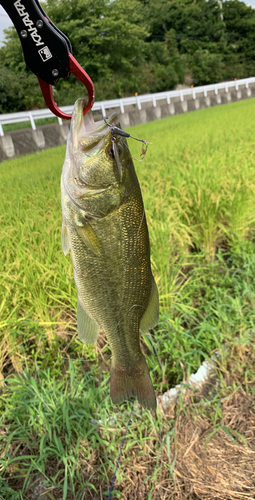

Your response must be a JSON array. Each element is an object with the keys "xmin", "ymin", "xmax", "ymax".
[{"xmin": 38, "ymin": 53, "xmax": 95, "ymax": 120}]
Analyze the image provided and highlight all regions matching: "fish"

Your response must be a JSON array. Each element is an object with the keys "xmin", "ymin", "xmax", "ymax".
[{"xmin": 61, "ymin": 98, "xmax": 159, "ymax": 411}]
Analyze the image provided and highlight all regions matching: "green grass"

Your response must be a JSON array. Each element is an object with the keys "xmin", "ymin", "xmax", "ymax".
[{"xmin": 1, "ymin": 98, "xmax": 255, "ymax": 498}]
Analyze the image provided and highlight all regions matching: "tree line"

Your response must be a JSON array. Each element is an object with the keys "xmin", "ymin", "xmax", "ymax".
[{"xmin": 0, "ymin": 0, "xmax": 255, "ymax": 113}]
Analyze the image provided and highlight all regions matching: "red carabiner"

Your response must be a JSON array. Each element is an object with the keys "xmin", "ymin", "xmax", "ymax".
[{"xmin": 38, "ymin": 53, "xmax": 95, "ymax": 120}]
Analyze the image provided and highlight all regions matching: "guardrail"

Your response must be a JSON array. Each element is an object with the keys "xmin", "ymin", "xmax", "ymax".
[{"xmin": 0, "ymin": 76, "xmax": 254, "ymax": 136}]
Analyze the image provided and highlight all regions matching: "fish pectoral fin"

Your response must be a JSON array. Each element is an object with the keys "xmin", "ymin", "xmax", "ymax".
[
  {"xmin": 75, "ymin": 220, "xmax": 101, "ymax": 255},
  {"xmin": 77, "ymin": 299, "xmax": 100, "ymax": 344},
  {"xmin": 61, "ymin": 223, "xmax": 71, "ymax": 255},
  {"xmin": 140, "ymin": 278, "xmax": 159, "ymax": 332}
]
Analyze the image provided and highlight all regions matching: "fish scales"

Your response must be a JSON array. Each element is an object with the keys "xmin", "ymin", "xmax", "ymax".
[{"xmin": 61, "ymin": 98, "xmax": 159, "ymax": 410}]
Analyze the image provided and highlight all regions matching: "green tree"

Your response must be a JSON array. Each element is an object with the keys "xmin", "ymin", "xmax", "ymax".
[
  {"xmin": 147, "ymin": 0, "xmax": 224, "ymax": 42},
  {"xmin": 0, "ymin": 67, "xmax": 43, "ymax": 112},
  {"xmin": 1, "ymin": 0, "xmax": 255, "ymax": 111},
  {"xmin": 42, "ymin": 0, "xmax": 148, "ymax": 80},
  {"xmin": 223, "ymin": 0, "xmax": 255, "ymax": 79},
  {"xmin": 145, "ymin": 0, "xmax": 226, "ymax": 85},
  {"xmin": 190, "ymin": 49, "xmax": 224, "ymax": 85}
]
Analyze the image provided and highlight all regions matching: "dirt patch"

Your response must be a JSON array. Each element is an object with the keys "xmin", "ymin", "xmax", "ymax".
[
  {"xmin": 155, "ymin": 342, "xmax": 255, "ymax": 500},
  {"xmin": 170, "ymin": 390, "xmax": 255, "ymax": 499}
]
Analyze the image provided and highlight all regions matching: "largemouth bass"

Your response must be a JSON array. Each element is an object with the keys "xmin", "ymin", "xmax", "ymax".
[{"xmin": 61, "ymin": 98, "xmax": 159, "ymax": 410}]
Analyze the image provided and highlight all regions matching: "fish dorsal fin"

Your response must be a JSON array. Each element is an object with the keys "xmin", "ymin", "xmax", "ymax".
[
  {"xmin": 140, "ymin": 278, "xmax": 159, "ymax": 333},
  {"xmin": 77, "ymin": 298, "xmax": 100, "ymax": 344},
  {"xmin": 61, "ymin": 223, "xmax": 71, "ymax": 255},
  {"xmin": 75, "ymin": 220, "xmax": 101, "ymax": 255}
]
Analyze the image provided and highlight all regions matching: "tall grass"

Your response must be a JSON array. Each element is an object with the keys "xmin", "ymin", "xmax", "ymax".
[{"xmin": 130, "ymin": 98, "xmax": 255, "ymax": 258}]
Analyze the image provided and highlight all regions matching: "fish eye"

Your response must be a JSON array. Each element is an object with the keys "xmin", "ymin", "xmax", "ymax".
[
  {"xmin": 108, "ymin": 145, "xmax": 115, "ymax": 158},
  {"xmin": 108, "ymin": 143, "xmax": 122, "ymax": 159}
]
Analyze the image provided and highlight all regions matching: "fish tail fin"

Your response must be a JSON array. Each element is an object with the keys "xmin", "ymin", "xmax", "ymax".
[{"xmin": 110, "ymin": 356, "xmax": 156, "ymax": 411}]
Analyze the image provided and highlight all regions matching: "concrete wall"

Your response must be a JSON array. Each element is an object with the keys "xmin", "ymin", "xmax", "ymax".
[
  {"xmin": 1, "ymin": 83, "xmax": 255, "ymax": 161},
  {"xmin": 0, "ymin": 123, "xmax": 70, "ymax": 162}
]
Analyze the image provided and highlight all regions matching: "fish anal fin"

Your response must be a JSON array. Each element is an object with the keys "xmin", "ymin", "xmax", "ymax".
[
  {"xmin": 110, "ymin": 356, "xmax": 156, "ymax": 411},
  {"xmin": 61, "ymin": 223, "xmax": 70, "ymax": 256},
  {"xmin": 140, "ymin": 278, "xmax": 159, "ymax": 333},
  {"xmin": 75, "ymin": 220, "xmax": 101, "ymax": 255},
  {"xmin": 77, "ymin": 299, "xmax": 100, "ymax": 344}
]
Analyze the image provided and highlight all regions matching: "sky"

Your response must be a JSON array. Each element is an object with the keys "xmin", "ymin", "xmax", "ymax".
[
  {"xmin": 1, "ymin": 1, "xmax": 255, "ymax": 46},
  {"xmin": 0, "ymin": 6, "xmax": 13, "ymax": 46}
]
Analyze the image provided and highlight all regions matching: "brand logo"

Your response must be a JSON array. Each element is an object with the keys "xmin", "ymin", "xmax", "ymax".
[
  {"xmin": 14, "ymin": 0, "xmax": 44, "ymax": 47},
  {"xmin": 38, "ymin": 46, "xmax": 53, "ymax": 62}
]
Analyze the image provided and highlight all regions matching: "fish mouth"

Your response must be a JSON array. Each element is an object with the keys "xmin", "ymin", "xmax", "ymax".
[{"xmin": 70, "ymin": 98, "xmax": 119, "ymax": 152}]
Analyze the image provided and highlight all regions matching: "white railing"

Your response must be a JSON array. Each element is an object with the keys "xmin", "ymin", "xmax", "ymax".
[{"xmin": 0, "ymin": 77, "xmax": 254, "ymax": 136}]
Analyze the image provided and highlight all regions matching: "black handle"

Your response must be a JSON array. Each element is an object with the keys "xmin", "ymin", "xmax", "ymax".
[{"xmin": 1, "ymin": 0, "xmax": 71, "ymax": 85}]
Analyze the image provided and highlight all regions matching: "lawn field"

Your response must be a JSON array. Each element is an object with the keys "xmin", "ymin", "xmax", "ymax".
[{"xmin": 1, "ymin": 98, "xmax": 255, "ymax": 499}]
